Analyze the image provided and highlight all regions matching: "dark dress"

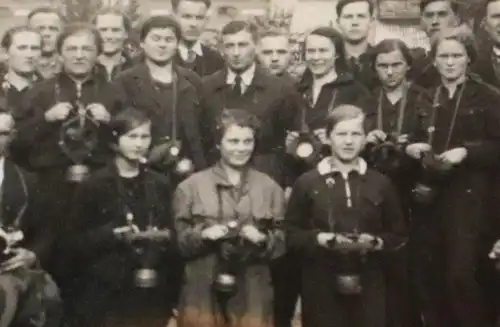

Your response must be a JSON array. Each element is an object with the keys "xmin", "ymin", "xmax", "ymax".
[
  {"xmin": 285, "ymin": 158, "xmax": 406, "ymax": 327},
  {"xmin": 67, "ymin": 164, "xmax": 183, "ymax": 327},
  {"xmin": 409, "ymin": 77, "xmax": 500, "ymax": 327}
]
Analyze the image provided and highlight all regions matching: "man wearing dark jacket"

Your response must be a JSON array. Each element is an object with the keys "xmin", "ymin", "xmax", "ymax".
[{"xmin": 172, "ymin": 0, "xmax": 225, "ymax": 77}]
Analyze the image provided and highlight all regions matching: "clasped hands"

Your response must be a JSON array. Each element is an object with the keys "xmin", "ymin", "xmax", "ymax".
[
  {"xmin": 317, "ymin": 232, "xmax": 383, "ymax": 251},
  {"xmin": 0, "ymin": 248, "xmax": 37, "ymax": 273},
  {"xmin": 45, "ymin": 102, "xmax": 110, "ymax": 123},
  {"xmin": 201, "ymin": 224, "xmax": 267, "ymax": 245},
  {"xmin": 405, "ymin": 142, "xmax": 467, "ymax": 166},
  {"xmin": 113, "ymin": 224, "xmax": 171, "ymax": 243}
]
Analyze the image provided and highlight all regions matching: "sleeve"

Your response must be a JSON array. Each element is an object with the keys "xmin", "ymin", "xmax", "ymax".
[
  {"xmin": 376, "ymin": 178, "xmax": 408, "ymax": 252},
  {"xmin": 173, "ymin": 180, "xmax": 209, "ymax": 258},
  {"xmin": 284, "ymin": 177, "xmax": 321, "ymax": 256}
]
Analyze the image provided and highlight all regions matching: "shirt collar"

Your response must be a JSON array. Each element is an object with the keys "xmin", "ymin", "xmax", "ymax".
[
  {"xmin": 317, "ymin": 156, "xmax": 367, "ymax": 178},
  {"xmin": 178, "ymin": 41, "xmax": 203, "ymax": 60},
  {"xmin": 226, "ymin": 63, "xmax": 256, "ymax": 86},
  {"xmin": 313, "ymin": 69, "xmax": 338, "ymax": 87}
]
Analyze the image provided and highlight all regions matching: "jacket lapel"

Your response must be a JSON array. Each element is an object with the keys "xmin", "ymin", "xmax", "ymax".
[{"xmin": 2, "ymin": 160, "xmax": 26, "ymax": 227}]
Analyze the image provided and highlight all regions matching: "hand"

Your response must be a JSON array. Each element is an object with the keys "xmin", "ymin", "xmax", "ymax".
[
  {"xmin": 405, "ymin": 143, "xmax": 432, "ymax": 159},
  {"xmin": 285, "ymin": 131, "xmax": 299, "ymax": 148},
  {"xmin": 313, "ymin": 128, "xmax": 328, "ymax": 144},
  {"xmin": 201, "ymin": 224, "xmax": 229, "ymax": 241},
  {"xmin": 358, "ymin": 233, "xmax": 383, "ymax": 251},
  {"xmin": 397, "ymin": 134, "xmax": 409, "ymax": 144},
  {"xmin": 489, "ymin": 240, "xmax": 500, "ymax": 259},
  {"xmin": 317, "ymin": 232, "xmax": 353, "ymax": 248},
  {"xmin": 0, "ymin": 248, "xmax": 36, "ymax": 272},
  {"xmin": 366, "ymin": 130, "xmax": 387, "ymax": 144},
  {"xmin": 438, "ymin": 147, "xmax": 467, "ymax": 165},
  {"xmin": 113, "ymin": 224, "xmax": 139, "ymax": 241},
  {"xmin": 240, "ymin": 225, "xmax": 267, "ymax": 245},
  {"xmin": 86, "ymin": 103, "xmax": 110, "ymax": 123},
  {"xmin": 44, "ymin": 102, "xmax": 73, "ymax": 122},
  {"xmin": 131, "ymin": 229, "xmax": 171, "ymax": 242}
]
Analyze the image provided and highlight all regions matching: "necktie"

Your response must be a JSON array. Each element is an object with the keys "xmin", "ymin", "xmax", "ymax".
[{"xmin": 233, "ymin": 74, "xmax": 242, "ymax": 97}]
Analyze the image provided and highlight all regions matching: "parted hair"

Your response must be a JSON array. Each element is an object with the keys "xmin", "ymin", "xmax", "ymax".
[
  {"xmin": 325, "ymin": 104, "xmax": 368, "ymax": 135},
  {"xmin": 56, "ymin": 23, "xmax": 103, "ymax": 54},
  {"xmin": 92, "ymin": 8, "xmax": 132, "ymax": 33},
  {"xmin": 139, "ymin": 15, "xmax": 182, "ymax": 42},
  {"xmin": 420, "ymin": 0, "xmax": 459, "ymax": 14},
  {"xmin": 306, "ymin": 26, "xmax": 344, "ymax": 57},
  {"xmin": 369, "ymin": 38, "xmax": 413, "ymax": 68},
  {"xmin": 336, "ymin": 0, "xmax": 375, "ymax": 17},
  {"xmin": 221, "ymin": 20, "xmax": 260, "ymax": 43},
  {"xmin": 27, "ymin": 7, "xmax": 65, "ymax": 23},
  {"xmin": 215, "ymin": 109, "xmax": 261, "ymax": 145},
  {"xmin": 1, "ymin": 26, "xmax": 42, "ymax": 50},
  {"xmin": 171, "ymin": 0, "xmax": 212, "ymax": 10},
  {"xmin": 109, "ymin": 107, "xmax": 151, "ymax": 144},
  {"xmin": 429, "ymin": 26, "xmax": 477, "ymax": 64}
]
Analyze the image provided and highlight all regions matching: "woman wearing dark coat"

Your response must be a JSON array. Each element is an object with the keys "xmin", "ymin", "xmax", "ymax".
[
  {"xmin": 66, "ymin": 107, "xmax": 183, "ymax": 327},
  {"xmin": 285, "ymin": 104, "xmax": 406, "ymax": 327},
  {"xmin": 405, "ymin": 28, "xmax": 500, "ymax": 327}
]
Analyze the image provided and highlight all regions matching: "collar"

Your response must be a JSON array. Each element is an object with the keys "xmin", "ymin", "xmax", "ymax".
[
  {"xmin": 226, "ymin": 63, "xmax": 256, "ymax": 86},
  {"xmin": 0, "ymin": 157, "xmax": 6, "ymax": 187},
  {"xmin": 317, "ymin": 156, "xmax": 367, "ymax": 178},
  {"xmin": 131, "ymin": 62, "xmax": 193, "ymax": 92},
  {"xmin": 58, "ymin": 70, "xmax": 99, "ymax": 87},
  {"xmin": 313, "ymin": 69, "xmax": 339, "ymax": 87},
  {"xmin": 178, "ymin": 41, "xmax": 203, "ymax": 60},
  {"xmin": 298, "ymin": 69, "xmax": 354, "ymax": 91},
  {"xmin": 211, "ymin": 161, "xmax": 251, "ymax": 189},
  {"xmin": 3, "ymin": 71, "xmax": 35, "ymax": 92}
]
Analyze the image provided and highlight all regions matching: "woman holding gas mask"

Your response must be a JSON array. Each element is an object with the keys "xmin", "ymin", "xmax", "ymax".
[
  {"xmin": 66, "ymin": 107, "xmax": 183, "ymax": 327},
  {"xmin": 174, "ymin": 109, "xmax": 284, "ymax": 327},
  {"xmin": 285, "ymin": 104, "xmax": 406, "ymax": 327},
  {"xmin": 405, "ymin": 27, "xmax": 500, "ymax": 327}
]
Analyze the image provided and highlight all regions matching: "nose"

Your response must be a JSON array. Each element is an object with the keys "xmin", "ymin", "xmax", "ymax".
[
  {"xmin": 431, "ymin": 16, "xmax": 440, "ymax": 26},
  {"xmin": 270, "ymin": 52, "xmax": 279, "ymax": 62},
  {"xmin": 446, "ymin": 56, "xmax": 454, "ymax": 65},
  {"xmin": 75, "ymin": 48, "xmax": 85, "ymax": 58},
  {"xmin": 386, "ymin": 66, "xmax": 393, "ymax": 75}
]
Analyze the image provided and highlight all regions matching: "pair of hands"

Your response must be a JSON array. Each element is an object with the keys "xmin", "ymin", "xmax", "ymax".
[
  {"xmin": 286, "ymin": 128, "xmax": 329, "ymax": 147},
  {"xmin": 201, "ymin": 224, "xmax": 267, "ymax": 245},
  {"xmin": 405, "ymin": 143, "xmax": 468, "ymax": 166},
  {"xmin": 366, "ymin": 129, "xmax": 409, "ymax": 145},
  {"xmin": 317, "ymin": 232, "xmax": 383, "ymax": 251},
  {"xmin": 113, "ymin": 225, "xmax": 171, "ymax": 242},
  {"xmin": 45, "ymin": 102, "xmax": 110, "ymax": 123},
  {"xmin": 0, "ymin": 248, "xmax": 37, "ymax": 273}
]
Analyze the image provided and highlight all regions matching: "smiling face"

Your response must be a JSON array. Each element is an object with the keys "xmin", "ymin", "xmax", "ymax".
[
  {"xmin": 219, "ymin": 124, "xmax": 255, "ymax": 168},
  {"xmin": 141, "ymin": 27, "xmax": 179, "ymax": 65},
  {"xmin": 305, "ymin": 34, "xmax": 337, "ymax": 78},
  {"xmin": 328, "ymin": 117, "xmax": 366, "ymax": 164}
]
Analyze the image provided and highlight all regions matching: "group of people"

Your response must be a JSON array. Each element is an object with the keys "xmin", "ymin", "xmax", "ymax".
[{"xmin": 2, "ymin": 0, "xmax": 500, "ymax": 327}]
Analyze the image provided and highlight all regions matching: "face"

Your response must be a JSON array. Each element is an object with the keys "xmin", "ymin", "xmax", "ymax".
[
  {"xmin": 95, "ymin": 14, "xmax": 128, "ymax": 56},
  {"xmin": 337, "ymin": 1, "xmax": 373, "ymax": 43},
  {"xmin": 0, "ymin": 114, "xmax": 15, "ymax": 157},
  {"xmin": 420, "ymin": 1, "xmax": 458, "ymax": 38},
  {"xmin": 117, "ymin": 122, "xmax": 152, "ymax": 161},
  {"xmin": 329, "ymin": 117, "xmax": 365, "ymax": 163},
  {"xmin": 434, "ymin": 39, "xmax": 469, "ymax": 82},
  {"xmin": 60, "ymin": 31, "xmax": 99, "ymax": 78},
  {"xmin": 221, "ymin": 30, "xmax": 256, "ymax": 72},
  {"xmin": 305, "ymin": 34, "xmax": 337, "ymax": 78},
  {"xmin": 219, "ymin": 124, "xmax": 255, "ymax": 168},
  {"xmin": 374, "ymin": 49, "xmax": 409, "ymax": 89},
  {"xmin": 485, "ymin": 1, "xmax": 500, "ymax": 45},
  {"xmin": 258, "ymin": 35, "xmax": 291, "ymax": 75},
  {"xmin": 141, "ymin": 28, "xmax": 179, "ymax": 65},
  {"xmin": 7, "ymin": 31, "xmax": 42, "ymax": 75},
  {"xmin": 174, "ymin": 0, "xmax": 209, "ymax": 43},
  {"xmin": 28, "ymin": 12, "xmax": 63, "ymax": 54}
]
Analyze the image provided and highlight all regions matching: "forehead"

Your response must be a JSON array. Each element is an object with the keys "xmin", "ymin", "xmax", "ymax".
[
  {"xmin": 436, "ymin": 38, "xmax": 466, "ymax": 52},
  {"xmin": 487, "ymin": 1, "xmax": 500, "ymax": 14},
  {"xmin": 222, "ymin": 30, "xmax": 254, "ymax": 43},
  {"xmin": 145, "ymin": 27, "xmax": 177, "ymax": 38},
  {"xmin": 176, "ymin": 0, "xmax": 209, "ymax": 13},
  {"xmin": 223, "ymin": 124, "xmax": 255, "ymax": 138},
  {"xmin": 11, "ymin": 31, "xmax": 41, "ymax": 45},
  {"xmin": 423, "ymin": 1, "xmax": 453, "ymax": 13},
  {"xmin": 375, "ymin": 49, "xmax": 406, "ymax": 63},
  {"xmin": 306, "ymin": 34, "xmax": 335, "ymax": 48},
  {"xmin": 332, "ymin": 117, "xmax": 364, "ymax": 132},
  {"xmin": 259, "ymin": 35, "xmax": 289, "ymax": 49},
  {"xmin": 63, "ymin": 31, "xmax": 97, "ymax": 47},
  {"xmin": 95, "ymin": 14, "xmax": 125, "ymax": 27},
  {"xmin": 340, "ymin": 1, "xmax": 371, "ymax": 15},
  {"xmin": 123, "ymin": 122, "xmax": 151, "ymax": 135},
  {"xmin": 29, "ymin": 12, "xmax": 62, "ymax": 26}
]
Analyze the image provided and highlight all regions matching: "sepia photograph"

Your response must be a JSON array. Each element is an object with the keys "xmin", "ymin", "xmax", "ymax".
[{"xmin": 0, "ymin": 0, "xmax": 498, "ymax": 327}]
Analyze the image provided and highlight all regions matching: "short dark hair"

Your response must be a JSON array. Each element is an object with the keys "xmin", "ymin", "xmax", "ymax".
[
  {"xmin": 109, "ymin": 107, "xmax": 151, "ymax": 144},
  {"xmin": 325, "ymin": 104, "xmax": 367, "ymax": 136},
  {"xmin": 259, "ymin": 28, "xmax": 290, "ymax": 42},
  {"xmin": 1, "ymin": 25, "xmax": 42, "ymax": 50},
  {"xmin": 370, "ymin": 38, "xmax": 413, "ymax": 68},
  {"xmin": 430, "ymin": 26, "xmax": 477, "ymax": 64},
  {"xmin": 171, "ymin": 0, "xmax": 212, "ymax": 11},
  {"xmin": 420, "ymin": 0, "xmax": 459, "ymax": 15},
  {"xmin": 215, "ymin": 109, "xmax": 261, "ymax": 145},
  {"xmin": 56, "ymin": 23, "xmax": 103, "ymax": 54},
  {"xmin": 27, "ymin": 7, "xmax": 65, "ymax": 23},
  {"xmin": 306, "ymin": 27, "xmax": 344, "ymax": 57},
  {"xmin": 221, "ymin": 20, "xmax": 259, "ymax": 43},
  {"xmin": 139, "ymin": 15, "xmax": 182, "ymax": 42},
  {"xmin": 336, "ymin": 0, "xmax": 375, "ymax": 17},
  {"xmin": 92, "ymin": 8, "xmax": 132, "ymax": 33}
]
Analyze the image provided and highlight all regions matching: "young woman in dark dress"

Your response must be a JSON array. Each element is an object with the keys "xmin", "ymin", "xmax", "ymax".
[{"xmin": 66, "ymin": 107, "xmax": 183, "ymax": 327}]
